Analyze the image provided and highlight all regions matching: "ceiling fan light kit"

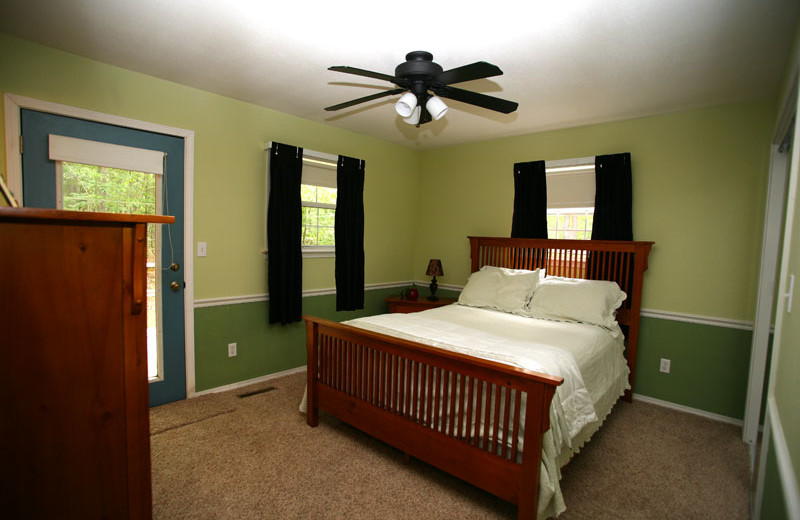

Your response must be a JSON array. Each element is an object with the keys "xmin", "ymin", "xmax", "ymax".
[
  {"xmin": 395, "ymin": 92, "xmax": 417, "ymax": 118},
  {"xmin": 326, "ymin": 51, "xmax": 518, "ymax": 128},
  {"xmin": 426, "ymin": 95, "xmax": 448, "ymax": 120},
  {"xmin": 403, "ymin": 106, "xmax": 421, "ymax": 125}
]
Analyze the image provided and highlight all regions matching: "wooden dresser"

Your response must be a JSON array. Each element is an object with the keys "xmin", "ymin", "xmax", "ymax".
[{"xmin": 0, "ymin": 207, "xmax": 174, "ymax": 519}]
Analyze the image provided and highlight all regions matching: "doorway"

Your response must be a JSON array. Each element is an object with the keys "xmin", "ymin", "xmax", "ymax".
[{"xmin": 18, "ymin": 107, "xmax": 187, "ymax": 406}]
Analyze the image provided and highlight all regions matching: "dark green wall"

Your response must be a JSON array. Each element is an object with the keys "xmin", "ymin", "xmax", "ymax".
[
  {"xmin": 760, "ymin": 441, "xmax": 789, "ymax": 520},
  {"xmin": 194, "ymin": 287, "xmax": 399, "ymax": 391},
  {"xmin": 636, "ymin": 317, "xmax": 752, "ymax": 419},
  {"xmin": 194, "ymin": 286, "xmax": 460, "ymax": 391},
  {"xmin": 196, "ymin": 290, "xmax": 756, "ymax": 422}
]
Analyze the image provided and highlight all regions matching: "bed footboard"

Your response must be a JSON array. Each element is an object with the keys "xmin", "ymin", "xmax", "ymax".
[{"xmin": 304, "ymin": 316, "xmax": 563, "ymax": 519}]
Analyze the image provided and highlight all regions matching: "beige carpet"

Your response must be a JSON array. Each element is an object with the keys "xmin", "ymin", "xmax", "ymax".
[{"xmin": 150, "ymin": 372, "xmax": 750, "ymax": 519}]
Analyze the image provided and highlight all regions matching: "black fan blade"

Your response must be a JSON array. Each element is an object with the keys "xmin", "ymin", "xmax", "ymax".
[
  {"xmin": 431, "ymin": 61, "xmax": 503, "ymax": 85},
  {"xmin": 434, "ymin": 86, "xmax": 518, "ymax": 114},
  {"xmin": 328, "ymin": 66, "xmax": 400, "ymax": 85},
  {"xmin": 325, "ymin": 88, "xmax": 406, "ymax": 111}
]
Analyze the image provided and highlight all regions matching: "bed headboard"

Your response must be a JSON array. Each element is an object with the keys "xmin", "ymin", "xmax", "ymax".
[{"xmin": 468, "ymin": 236, "xmax": 654, "ymax": 399}]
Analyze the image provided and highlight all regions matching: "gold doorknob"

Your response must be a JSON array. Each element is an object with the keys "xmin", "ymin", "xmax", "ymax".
[{"xmin": 170, "ymin": 281, "xmax": 181, "ymax": 292}]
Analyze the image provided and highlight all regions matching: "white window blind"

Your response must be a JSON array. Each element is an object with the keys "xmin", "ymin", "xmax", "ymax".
[
  {"xmin": 545, "ymin": 160, "xmax": 595, "ymax": 209},
  {"xmin": 49, "ymin": 134, "xmax": 165, "ymax": 175},
  {"xmin": 301, "ymin": 159, "xmax": 336, "ymax": 188}
]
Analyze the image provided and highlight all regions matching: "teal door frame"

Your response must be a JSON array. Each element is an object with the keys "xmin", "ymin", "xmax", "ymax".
[{"xmin": 4, "ymin": 94, "xmax": 195, "ymax": 406}]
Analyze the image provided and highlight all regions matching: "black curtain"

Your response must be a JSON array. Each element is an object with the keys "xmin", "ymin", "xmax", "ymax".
[
  {"xmin": 267, "ymin": 142, "xmax": 303, "ymax": 325},
  {"xmin": 335, "ymin": 155, "xmax": 365, "ymax": 311},
  {"xmin": 591, "ymin": 152, "xmax": 633, "ymax": 241},
  {"xmin": 511, "ymin": 160, "xmax": 548, "ymax": 238}
]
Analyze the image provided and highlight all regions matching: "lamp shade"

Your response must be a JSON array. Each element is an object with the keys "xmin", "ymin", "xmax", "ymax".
[
  {"xmin": 395, "ymin": 92, "xmax": 418, "ymax": 117},
  {"xmin": 403, "ymin": 105, "xmax": 421, "ymax": 125},
  {"xmin": 426, "ymin": 259, "xmax": 444, "ymax": 277},
  {"xmin": 426, "ymin": 95, "xmax": 448, "ymax": 120}
]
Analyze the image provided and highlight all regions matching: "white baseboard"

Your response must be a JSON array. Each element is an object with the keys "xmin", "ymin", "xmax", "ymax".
[
  {"xmin": 632, "ymin": 393, "xmax": 743, "ymax": 427},
  {"xmin": 190, "ymin": 366, "xmax": 306, "ymax": 397}
]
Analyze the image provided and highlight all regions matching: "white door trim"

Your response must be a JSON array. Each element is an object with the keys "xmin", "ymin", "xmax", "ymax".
[
  {"xmin": 753, "ymin": 70, "xmax": 800, "ymax": 519},
  {"xmin": 744, "ymin": 142, "xmax": 789, "ymax": 450},
  {"xmin": 4, "ymin": 93, "xmax": 197, "ymax": 397}
]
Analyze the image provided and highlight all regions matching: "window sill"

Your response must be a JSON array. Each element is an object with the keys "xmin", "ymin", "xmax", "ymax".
[
  {"xmin": 303, "ymin": 247, "xmax": 335, "ymax": 258},
  {"xmin": 261, "ymin": 247, "xmax": 335, "ymax": 259}
]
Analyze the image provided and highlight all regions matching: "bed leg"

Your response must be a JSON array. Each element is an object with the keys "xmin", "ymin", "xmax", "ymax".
[
  {"xmin": 623, "ymin": 389, "xmax": 633, "ymax": 403},
  {"xmin": 307, "ymin": 405, "xmax": 319, "ymax": 427},
  {"xmin": 306, "ymin": 319, "xmax": 319, "ymax": 427},
  {"xmin": 517, "ymin": 501, "xmax": 535, "ymax": 520}
]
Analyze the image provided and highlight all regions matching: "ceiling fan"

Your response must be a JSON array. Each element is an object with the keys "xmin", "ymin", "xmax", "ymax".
[{"xmin": 325, "ymin": 51, "xmax": 519, "ymax": 126}]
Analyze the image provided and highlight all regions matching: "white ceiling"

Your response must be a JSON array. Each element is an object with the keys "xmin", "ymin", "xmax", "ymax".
[{"xmin": 1, "ymin": 0, "xmax": 798, "ymax": 149}]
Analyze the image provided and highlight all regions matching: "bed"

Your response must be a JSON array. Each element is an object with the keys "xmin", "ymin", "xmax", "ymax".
[{"xmin": 303, "ymin": 236, "xmax": 653, "ymax": 519}]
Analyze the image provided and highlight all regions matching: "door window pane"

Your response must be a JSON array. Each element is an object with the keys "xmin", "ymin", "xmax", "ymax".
[{"xmin": 60, "ymin": 162, "xmax": 162, "ymax": 380}]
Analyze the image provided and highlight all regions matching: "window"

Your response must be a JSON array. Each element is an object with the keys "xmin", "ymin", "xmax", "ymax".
[
  {"xmin": 301, "ymin": 180, "xmax": 336, "ymax": 248},
  {"xmin": 298, "ymin": 152, "xmax": 339, "ymax": 257},
  {"xmin": 545, "ymin": 159, "xmax": 595, "ymax": 240},
  {"xmin": 547, "ymin": 207, "xmax": 594, "ymax": 239},
  {"xmin": 264, "ymin": 146, "xmax": 341, "ymax": 258},
  {"xmin": 544, "ymin": 159, "xmax": 595, "ymax": 277}
]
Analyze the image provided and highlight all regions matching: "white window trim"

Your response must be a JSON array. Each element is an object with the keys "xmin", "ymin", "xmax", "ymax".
[
  {"xmin": 545, "ymin": 156, "xmax": 595, "ymax": 171},
  {"xmin": 264, "ymin": 142, "xmax": 339, "ymax": 258},
  {"xmin": 303, "ymin": 245, "xmax": 336, "ymax": 258}
]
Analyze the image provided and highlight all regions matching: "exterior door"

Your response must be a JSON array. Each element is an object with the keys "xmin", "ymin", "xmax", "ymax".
[{"xmin": 20, "ymin": 108, "xmax": 186, "ymax": 406}]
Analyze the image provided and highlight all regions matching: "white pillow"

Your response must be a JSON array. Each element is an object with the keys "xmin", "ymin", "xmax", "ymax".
[
  {"xmin": 526, "ymin": 276, "xmax": 626, "ymax": 331},
  {"xmin": 458, "ymin": 266, "xmax": 542, "ymax": 314}
]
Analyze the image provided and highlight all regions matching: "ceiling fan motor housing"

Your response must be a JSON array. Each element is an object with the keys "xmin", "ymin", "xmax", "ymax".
[
  {"xmin": 395, "ymin": 51, "xmax": 442, "ymax": 105},
  {"xmin": 395, "ymin": 51, "xmax": 443, "ymax": 79}
]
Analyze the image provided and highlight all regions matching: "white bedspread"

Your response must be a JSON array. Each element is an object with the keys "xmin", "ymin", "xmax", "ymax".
[{"xmin": 342, "ymin": 304, "xmax": 630, "ymax": 519}]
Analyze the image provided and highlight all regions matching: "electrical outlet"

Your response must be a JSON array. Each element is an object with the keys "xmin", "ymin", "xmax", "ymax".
[
  {"xmin": 197, "ymin": 242, "xmax": 207, "ymax": 257},
  {"xmin": 227, "ymin": 342, "xmax": 237, "ymax": 357},
  {"xmin": 660, "ymin": 358, "xmax": 671, "ymax": 373}
]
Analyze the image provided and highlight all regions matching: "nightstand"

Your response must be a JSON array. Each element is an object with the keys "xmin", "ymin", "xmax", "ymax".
[{"xmin": 385, "ymin": 294, "xmax": 457, "ymax": 314}]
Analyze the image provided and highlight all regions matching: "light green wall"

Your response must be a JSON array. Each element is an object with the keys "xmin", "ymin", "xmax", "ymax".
[
  {"xmin": 0, "ymin": 32, "xmax": 784, "ymax": 426},
  {"xmin": 416, "ymin": 101, "xmax": 775, "ymax": 322},
  {"xmin": 0, "ymin": 33, "xmax": 420, "ymax": 298}
]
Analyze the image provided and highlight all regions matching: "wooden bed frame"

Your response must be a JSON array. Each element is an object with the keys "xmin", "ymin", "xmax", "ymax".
[{"xmin": 304, "ymin": 236, "xmax": 653, "ymax": 519}]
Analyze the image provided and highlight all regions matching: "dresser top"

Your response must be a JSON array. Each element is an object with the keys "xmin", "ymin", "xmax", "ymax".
[{"xmin": 0, "ymin": 207, "xmax": 174, "ymax": 225}]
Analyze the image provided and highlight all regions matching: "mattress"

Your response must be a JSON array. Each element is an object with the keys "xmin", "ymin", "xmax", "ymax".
[{"xmin": 343, "ymin": 303, "xmax": 630, "ymax": 519}]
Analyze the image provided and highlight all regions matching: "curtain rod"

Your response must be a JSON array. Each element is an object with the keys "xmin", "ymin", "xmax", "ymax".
[{"xmin": 265, "ymin": 141, "xmax": 338, "ymax": 165}]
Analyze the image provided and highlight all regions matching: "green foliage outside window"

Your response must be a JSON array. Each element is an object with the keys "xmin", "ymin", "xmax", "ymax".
[
  {"xmin": 60, "ymin": 161, "xmax": 161, "ymax": 364},
  {"xmin": 301, "ymin": 184, "xmax": 337, "ymax": 247},
  {"xmin": 62, "ymin": 162, "xmax": 156, "ymax": 214},
  {"xmin": 547, "ymin": 209, "xmax": 594, "ymax": 240},
  {"xmin": 61, "ymin": 162, "xmax": 158, "ymax": 261}
]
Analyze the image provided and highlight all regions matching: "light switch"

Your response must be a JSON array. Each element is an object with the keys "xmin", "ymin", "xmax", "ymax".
[{"xmin": 197, "ymin": 242, "xmax": 207, "ymax": 257}]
